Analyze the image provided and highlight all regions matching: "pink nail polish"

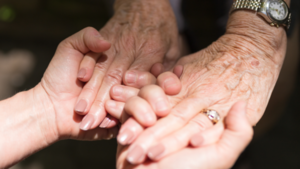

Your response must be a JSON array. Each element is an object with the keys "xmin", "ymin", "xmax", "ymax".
[
  {"xmin": 148, "ymin": 144, "xmax": 165, "ymax": 160},
  {"xmin": 125, "ymin": 71, "xmax": 137, "ymax": 84},
  {"xmin": 117, "ymin": 128, "xmax": 134, "ymax": 145},
  {"xmin": 75, "ymin": 100, "xmax": 87, "ymax": 114},
  {"xmin": 190, "ymin": 133, "xmax": 204, "ymax": 147},
  {"xmin": 79, "ymin": 114, "xmax": 94, "ymax": 131},
  {"xmin": 113, "ymin": 86, "xmax": 123, "ymax": 96},
  {"xmin": 127, "ymin": 145, "xmax": 144, "ymax": 164},
  {"xmin": 77, "ymin": 68, "xmax": 86, "ymax": 79},
  {"xmin": 99, "ymin": 117, "xmax": 111, "ymax": 128}
]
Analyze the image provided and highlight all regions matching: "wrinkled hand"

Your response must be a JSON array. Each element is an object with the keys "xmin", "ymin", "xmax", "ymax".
[
  {"xmin": 74, "ymin": 0, "xmax": 183, "ymax": 130},
  {"xmin": 117, "ymin": 101, "xmax": 253, "ymax": 169},
  {"xmin": 114, "ymin": 10, "xmax": 287, "ymax": 164}
]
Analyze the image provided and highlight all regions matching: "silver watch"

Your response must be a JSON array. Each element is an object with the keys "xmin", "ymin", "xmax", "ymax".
[{"xmin": 231, "ymin": 0, "xmax": 291, "ymax": 29}]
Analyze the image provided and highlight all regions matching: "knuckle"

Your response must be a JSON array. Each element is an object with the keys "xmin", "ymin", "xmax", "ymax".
[
  {"xmin": 95, "ymin": 61, "xmax": 106, "ymax": 71},
  {"xmin": 93, "ymin": 99, "xmax": 105, "ymax": 108},
  {"xmin": 189, "ymin": 116, "xmax": 210, "ymax": 131},
  {"xmin": 105, "ymin": 69, "xmax": 123, "ymax": 85},
  {"xmin": 170, "ymin": 109, "xmax": 189, "ymax": 124},
  {"xmin": 82, "ymin": 85, "xmax": 97, "ymax": 94}
]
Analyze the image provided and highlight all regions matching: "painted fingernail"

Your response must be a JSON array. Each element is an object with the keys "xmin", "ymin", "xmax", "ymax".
[
  {"xmin": 77, "ymin": 68, "xmax": 86, "ymax": 79},
  {"xmin": 155, "ymin": 99, "xmax": 169, "ymax": 113},
  {"xmin": 190, "ymin": 133, "xmax": 204, "ymax": 147},
  {"xmin": 127, "ymin": 145, "xmax": 144, "ymax": 164},
  {"xmin": 79, "ymin": 114, "xmax": 94, "ymax": 131},
  {"xmin": 125, "ymin": 71, "xmax": 137, "ymax": 84},
  {"xmin": 99, "ymin": 117, "xmax": 111, "ymax": 128},
  {"xmin": 112, "ymin": 86, "xmax": 123, "ymax": 96},
  {"xmin": 148, "ymin": 144, "xmax": 165, "ymax": 160},
  {"xmin": 75, "ymin": 99, "xmax": 87, "ymax": 114},
  {"xmin": 117, "ymin": 128, "xmax": 134, "ymax": 145}
]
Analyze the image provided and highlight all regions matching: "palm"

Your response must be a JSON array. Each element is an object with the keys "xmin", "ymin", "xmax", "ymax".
[{"xmin": 40, "ymin": 47, "xmax": 86, "ymax": 139}]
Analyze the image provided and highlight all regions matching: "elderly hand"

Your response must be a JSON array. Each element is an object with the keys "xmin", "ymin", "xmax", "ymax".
[
  {"xmin": 117, "ymin": 101, "xmax": 253, "ymax": 169},
  {"xmin": 73, "ymin": 0, "xmax": 183, "ymax": 130},
  {"xmin": 107, "ymin": 10, "xmax": 287, "ymax": 164}
]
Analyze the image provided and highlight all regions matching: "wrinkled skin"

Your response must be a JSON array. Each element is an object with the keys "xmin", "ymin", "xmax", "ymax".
[
  {"xmin": 74, "ymin": 0, "xmax": 183, "ymax": 129},
  {"xmin": 116, "ymin": 11, "xmax": 287, "ymax": 165}
]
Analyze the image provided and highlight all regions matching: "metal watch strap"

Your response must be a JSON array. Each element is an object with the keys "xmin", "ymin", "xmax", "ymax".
[{"xmin": 232, "ymin": 0, "xmax": 262, "ymax": 11}]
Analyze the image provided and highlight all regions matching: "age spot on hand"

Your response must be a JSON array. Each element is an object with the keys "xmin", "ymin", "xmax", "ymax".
[{"xmin": 251, "ymin": 60, "xmax": 260, "ymax": 67}]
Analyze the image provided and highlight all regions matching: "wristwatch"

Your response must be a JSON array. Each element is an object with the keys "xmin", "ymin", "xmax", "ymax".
[{"xmin": 231, "ymin": 0, "xmax": 291, "ymax": 29}]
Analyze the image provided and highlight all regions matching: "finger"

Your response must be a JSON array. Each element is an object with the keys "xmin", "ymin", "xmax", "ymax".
[
  {"xmin": 74, "ymin": 126, "xmax": 119, "ymax": 141},
  {"xmin": 138, "ymin": 85, "xmax": 170, "ymax": 117},
  {"xmin": 157, "ymin": 72, "xmax": 181, "ymax": 96},
  {"xmin": 110, "ymin": 85, "xmax": 139, "ymax": 102},
  {"xmin": 89, "ymin": 52, "xmax": 134, "ymax": 129},
  {"xmin": 77, "ymin": 52, "xmax": 102, "ymax": 82},
  {"xmin": 98, "ymin": 114, "xmax": 119, "ymax": 129},
  {"xmin": 124, "ymin": 96, "xmax": 157, "ymax": 127},
  {"xmin": 126, "ymin": 98, "xmax": 209, "ymax": 164},
  {"xmin": 58, "ymin": 27, "xmax": 111, "ymax": 55},
  {"xmin": 150, "ymin": 63, "xmax": 164, "ymax": 77},
  {"xmin": 172, "ymin": 65, "xmax": 184, "ymax": 78},
  {"xmin": 189, "ymin": 121, "xmax": 224, "ymax": 147},
  {"xmin": 117, "ymin": 118, "xmax": 144, "ymax": 145},
  {"xmin": 147, "ymin": 113, "xmax": 213, "ymax": 161},
  {"xmin": 105, "ymin": 100, "xmax": 126, "ymax": 120},
  {"xmin": 123, "ymin": 70, "xmax": 157, "ymax": 89},
  {"xmin": 53, "ymin": 27, "xmax": 110, "ymax": 78},
  {"xmin": 75, "ymin": 54, "xmax": 110, "ymax": 117},
  {"xmin": 217, "ymin": 101, "xmax": 253, "ymax": 158}
]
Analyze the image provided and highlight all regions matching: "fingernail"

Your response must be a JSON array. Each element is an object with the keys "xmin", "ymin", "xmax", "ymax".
[
  {"xmin": 148, "ymin": 144, "xmax": 165, "ymax": 160},
  {"xmin": 117, "ymin": 128, "xmax": 134, "ymax": 145},
  {"xmin": 79, "ymin": 114, "xmax": 94, "ymax": 131},
  {"xmin": 163, "ymin": 78, "xmax": 177, "ymax": 89},
  {"xmin": 77, "ymin": 68, "xmax": 86, "ymax": 79},
  {"xmin": 190, "ymin": 133, "xmax": 204, "ymax": 147},
  {"xmin": 112, "ymin": 86, "xmax": 123, "ymax": 96},
  {"xmin": 99, "ymin": 117, "xmax": 111, "ymax": 128},
  {"xmin": 127, "ymin": 145, "xmax": 144, "ymax": 164},
  {"xmin": 125, "ymin": 71, "xmax": 137, "ymax": 84},
  {"xmin": 75, "ymin": 99, "xmax": 87, "ymax": 113},
  {"xmin": 155, "ymin": 99, "xmax": 169, "ymax": 112}
]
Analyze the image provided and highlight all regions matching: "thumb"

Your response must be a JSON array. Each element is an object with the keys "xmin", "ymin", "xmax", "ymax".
[{"xmin": 217, "ymin": 101, "xmax": 253, "ymax": 166}]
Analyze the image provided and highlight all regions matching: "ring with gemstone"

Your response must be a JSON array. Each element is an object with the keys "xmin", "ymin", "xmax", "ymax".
[{"xmin": 202, "ymin": 109, "xmax": 220, "ymax": 124}]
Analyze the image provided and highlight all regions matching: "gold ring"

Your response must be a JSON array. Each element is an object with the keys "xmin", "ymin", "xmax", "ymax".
[{"xmin": 202, "ymin": 109, "xmax": 220, "ymax": 124}]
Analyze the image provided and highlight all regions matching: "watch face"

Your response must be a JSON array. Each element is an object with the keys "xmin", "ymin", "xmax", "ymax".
[{"xmin": 268, "ymin": 0, "xmax": 288, "ymax": 21}]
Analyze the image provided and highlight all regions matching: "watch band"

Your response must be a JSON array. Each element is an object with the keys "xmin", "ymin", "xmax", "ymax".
[{"xmin": 232, "ymin": 0, "xmax": 262, "ymax": 12}]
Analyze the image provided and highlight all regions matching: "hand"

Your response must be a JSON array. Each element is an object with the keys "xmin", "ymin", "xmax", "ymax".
[
  {"xmin": 73, "ymin": 0, "xmax": 183, "ymax": 130},
  {"xmin": 38, "ymin": 27, "xmax": 117, "ymax": 141},
  {"xmin": 111, "ymin": 10, "xmax": 287, "ymax": 164},
  {"xmin": 0, "ymin": 27, "xmax": 116, "ymax": 168},
  {"xmin": 117, "ymin": 101, "xmax": 253, "ymax": 169},
  {"xmin": 105, "ymin": 72, "xmax": 182, "ymax": 145}
]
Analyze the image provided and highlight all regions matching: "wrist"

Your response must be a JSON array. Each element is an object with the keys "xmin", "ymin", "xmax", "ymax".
[
  {"xmin": 0, "ymin": 85, "xmax": 57, "ymax": 168},
  {"xmin": 225, "ymin": 10, "xmax": 287, "ymax": 64},
  {"xmin": 112, "ymin": 0, "xmax": 176, "ymax": 27}
]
